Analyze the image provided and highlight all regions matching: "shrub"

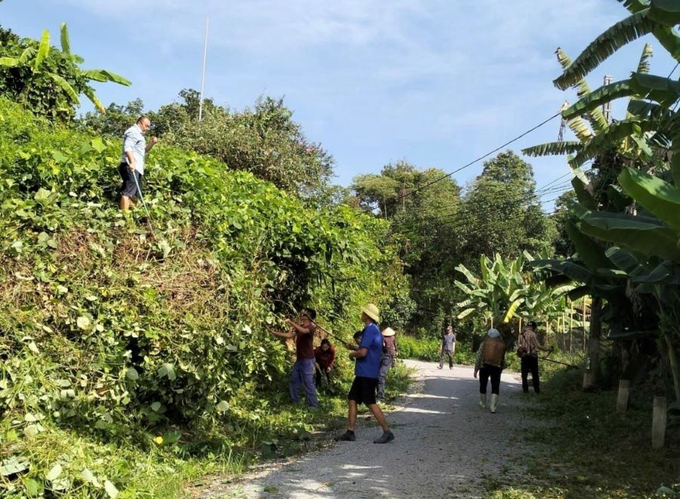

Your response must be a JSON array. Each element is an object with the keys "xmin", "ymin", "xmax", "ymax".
[{"xmin": 0, "ymin": 98, "xmax": 409, "ymax": 496}]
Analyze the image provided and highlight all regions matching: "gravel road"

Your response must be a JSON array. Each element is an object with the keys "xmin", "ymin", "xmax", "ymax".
[{"xmin": 201, "ymin": 360, "xmax": 531, "ymax": 498}]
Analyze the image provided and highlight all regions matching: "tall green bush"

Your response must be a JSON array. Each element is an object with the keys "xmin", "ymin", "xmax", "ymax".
[{"xmin": 0, "ymin": 98, "xmax": 408, "ymax": 496}]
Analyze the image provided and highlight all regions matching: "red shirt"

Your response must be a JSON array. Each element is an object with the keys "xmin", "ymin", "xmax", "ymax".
[
  {"xmin": 295, "ymin": 324, "xmax": 316, "ymax": 360},
  {"xmin": 314, "ymin": 345, "xmax": 336, "ymax": 369}
]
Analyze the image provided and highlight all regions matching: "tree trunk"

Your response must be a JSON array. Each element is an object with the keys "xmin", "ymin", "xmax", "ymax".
[
  {"xmin": 583, "ymin": 296, "xmax": 602, "ymax": 390},
  {"xmin": 665, "ymin": 335, "xmax": 680, "ymax": 404},
  {"xmin": 616, "ymin": 379, "xmax": 630, "ymax": 413},
  {"xmin": 652, "ymin": 396, "xmax": 667, "ymax": 449}
]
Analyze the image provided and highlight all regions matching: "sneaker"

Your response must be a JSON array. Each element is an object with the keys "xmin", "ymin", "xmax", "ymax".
[
  {"xmin": 437, "ymin": 365, "xmax": 443, "ymax": 370},
  {"xmin": 373, "ymin": 430, "xmax": 395, "ymax": 444},
  {"xmin": 334, "ymin": 430, "xmax": 356, "ymax": 442}
]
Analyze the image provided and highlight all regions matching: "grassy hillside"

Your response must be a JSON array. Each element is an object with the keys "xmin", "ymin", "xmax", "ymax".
[{"xmin": 0, "ymin": 99, "xmax": 409, "ymax": 497}]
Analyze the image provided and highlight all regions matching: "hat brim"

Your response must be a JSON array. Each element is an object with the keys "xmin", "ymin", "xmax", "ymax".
[{"xmin": 361, "ymin": 307, "xmax": 380, "ymax": 323}]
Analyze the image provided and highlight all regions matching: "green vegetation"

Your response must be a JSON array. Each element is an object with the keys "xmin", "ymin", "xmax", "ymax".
[
  {"xmin": 0, "ymin": 24, "xmax": 130, "ymax": 123},
  {"xmin": 488, "ymin": 367, "xmax": 679, "ymax": 499},
  {"xmin": 350, "ymin": 153, "xmax": 557, "ymax": 333},
  {"xmin": 0, "ymin": 96, "xmax": 409, "ymax": 496}
]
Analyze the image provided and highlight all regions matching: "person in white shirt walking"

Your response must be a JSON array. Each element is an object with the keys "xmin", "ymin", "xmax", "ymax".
[{"xmin": 119, "ymin": 116, "xmax": 158, "ymax": 210}]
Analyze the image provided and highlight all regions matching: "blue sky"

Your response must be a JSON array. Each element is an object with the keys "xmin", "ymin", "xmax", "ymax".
[{"xmin": 2, "ymin": 1, "xmax": 676, "ymax": 210}]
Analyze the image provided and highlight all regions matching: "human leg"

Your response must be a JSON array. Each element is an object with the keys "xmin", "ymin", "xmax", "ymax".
[
  {"xmin": 521, "ymin": 356, "xmax": 530, "ymax": 393},
  {"xmin": 438, "ymin": 350, "xmax": 445, "ymax": 369},
  {"xmin": 479, "ymin": 366, "xmax": 489, "ymax": 408},
  {"xmin": 490, "ymin": 366, "xmax": 502, "ymax": 395},
  {"xmin": 479, "ymin": 367, "xmax": 490, "ymax": 394},
  {"xmin": 118, "ymin": 163, "xmax": 137, "ymax": 211},
  {"xmin": 367, "ymin": 403, "xmax": 390, "ymax": 432},
  {"xmin": 377, "ymin": 355, "xmax": 391, "ymax": 399},
  {"xmin": 447, "ymin": 351, "xmax": 454, "ymax": 368},
  {"xmin": 531, "ymin": 356, "xmax": 540, "ymax": 394},
  {"xmin": 289, "ymin": 361, "xmax": 302, "ymax": 403},
  {"xmin": 301, "ymin": 359, "xmax": 318, "ymax": 407}
]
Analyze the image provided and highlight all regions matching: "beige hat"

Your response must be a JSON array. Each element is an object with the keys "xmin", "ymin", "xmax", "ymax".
[
  {"xmin": 382, "ymin": 327, "xmax": 396, "ymax": 337},
  {"xmin": 361, "ymin": 303, "xmax": 380, "ymax": 323}
]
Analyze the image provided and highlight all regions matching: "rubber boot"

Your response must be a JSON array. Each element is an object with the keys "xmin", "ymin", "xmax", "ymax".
[
  {"xmin": 479, "ymin": 394, "xmax": 487, "ymax": 409},
  {"xmin": 490, "ymin": 394, "xmax": 499, "ymax": 413}
]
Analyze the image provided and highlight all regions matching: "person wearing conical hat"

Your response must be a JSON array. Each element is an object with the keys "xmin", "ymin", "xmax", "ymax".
[
  {"xmin": 377, "ymin": 325, "xmax": 397, "ymax": 401},
  {"xmin": 335, "ymin": 304, "xmax": 395, "ymax": 444}
]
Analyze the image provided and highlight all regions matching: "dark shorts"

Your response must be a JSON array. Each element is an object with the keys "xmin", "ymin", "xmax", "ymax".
[
  {"xmin": 118, "ymin": 162, "xmax": 142, "ymax": 198},
  {"xmin": 348, "ymin": 376, "xmax": 378, "ymax": 406}
]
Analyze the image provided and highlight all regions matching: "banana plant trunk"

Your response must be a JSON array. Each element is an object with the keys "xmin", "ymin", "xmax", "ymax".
[
  {"xmin": 665, "ymin": 335, "xmax": 680, "ymax": 404},
  {"xmin": 583, "ymin": 296, "xmax": 602, "ymax": 390}
]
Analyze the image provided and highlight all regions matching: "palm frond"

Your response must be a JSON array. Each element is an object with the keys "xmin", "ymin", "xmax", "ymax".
[
  {"xmin": 0, "ymin": 57, "xmax": 19, "ymax": 68},
  {"xmin": 554, "ymin": 11, "xmax": 656, "ymax": 90},
  {"xmin": 457, "ymin": 308, "xmax": 476, "ymax": 320},
  {"xmin": 18, "ymin": 47, "xmax": 36, "ymax": 65},
  {"xmin": 98, "ymin": 69, "xmax": 132, "ymax": 86},
  {"xmin": 522, "ymin": 141, "xmax": 583, "ymax": 157},
  {"xmin": 617, "ymin": 0, "xmax": 649, "ymax": 14},
  {"xmin": 563, "ymin": 79, "xmax": 635, "ymax": 119},
  {"xmin": 83, "ymin": 87, "xmax": 105, "ymax": 113},
  {"xmin": 568, "ymin": 116, "xmax": 593, "ymax": 142},
  {"xmin": 46, "ymin": 72, "xmax": 80, "ymax": 104},
  {"xmin": 60, "ymin": 23, "xmax": 71, "ymax": 56},
  {"xmin": 588, "ymin": 108, "xmax": 610, "ymax": 134},
  {"xmin": 34, "ymin": 29, "xmax": 50, "ymax": 70},
  {"xmin": 568, "ymin": 119, "xmax": 644, "ymax": 168},
  {"xmin": 637, "ymin": 42, "xmax": 653, "ymax": 74}
]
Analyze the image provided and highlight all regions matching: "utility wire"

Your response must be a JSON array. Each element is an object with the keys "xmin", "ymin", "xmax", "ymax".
[{"xmin": 400, "ymin": 112, "xmax": 562, "ymax": 200}]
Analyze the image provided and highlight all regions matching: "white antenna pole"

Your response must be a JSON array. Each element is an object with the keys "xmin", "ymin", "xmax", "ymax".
[{"xmin": 198, "ymin": 17, "xmax": 209, "ymax": 122}]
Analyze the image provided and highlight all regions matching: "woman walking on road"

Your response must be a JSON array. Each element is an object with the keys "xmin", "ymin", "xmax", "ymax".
[{"xmin": 474, "ymin": 328, "xmax": 506, "ymax": 413}]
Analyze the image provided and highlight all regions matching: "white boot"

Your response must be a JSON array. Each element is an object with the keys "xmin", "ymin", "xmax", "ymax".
[
  {"xmin": 490, "ymin": 394, "xmax": 499, "ymax": 413},
  {"xmin": 479, "ymin": 394, "xmax": 487, "ymax": 409}
]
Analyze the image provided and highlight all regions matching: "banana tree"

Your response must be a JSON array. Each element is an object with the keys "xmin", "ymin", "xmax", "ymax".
[
  {"xmin": 0, "ymin": 23, "xmax": 130, "ymax": 121},
  {"xmin": 454, "ymin": 252, "xmax": 572, "ymax": 332},
  {"xmin": 577, "ymin": 168, "xmax": 680, "ymax": 403}
]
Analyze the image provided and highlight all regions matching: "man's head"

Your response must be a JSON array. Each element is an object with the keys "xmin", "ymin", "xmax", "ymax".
[
  {"xmin": 447, "ymin": 325, "xmax": 453, "ymax": 333},
  {"xmin": 526, "ymin": 321, "xmax": 537, "ymax": 331},
  {"xmin": 320, "ymin": 338, "xmax": 331, "ymax": 351},
  {"xmin": 360, "ymin": 304, "xmax": 380, "ymax": 325},
  {"xmin": 136, "ymin": 116, "xmax": 152, "ymax": 134},
  {"xmin": 301, "ymin": 308, "xmax": 316, "ymax": 323}
]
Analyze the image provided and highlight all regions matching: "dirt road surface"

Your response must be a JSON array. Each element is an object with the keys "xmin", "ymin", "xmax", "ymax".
[{"xmin": 201, "ymin": 360, "xmax": 532, "ymax": 498}]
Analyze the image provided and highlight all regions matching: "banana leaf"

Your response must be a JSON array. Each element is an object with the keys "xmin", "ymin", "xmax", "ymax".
[
  {"xmin": 581, "ymin": 211, "xmax": 680, "ymax": 262},
  {"xmin": 618, "ymin": 167, "xmax": 680, "ymax": 231}
]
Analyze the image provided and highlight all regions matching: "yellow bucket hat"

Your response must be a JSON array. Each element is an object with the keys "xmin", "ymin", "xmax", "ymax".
[{"xmin": 361, "ymin": 303, "xmax": 380, "ymax": 323}]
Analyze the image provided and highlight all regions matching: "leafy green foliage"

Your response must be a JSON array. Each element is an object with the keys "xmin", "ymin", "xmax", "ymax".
[
  {"xmin": 454, "ymin": 252, "xmax": 572, "ymax": 329},
  {"xmin": 458, "ymin": 152, "xmax": 556, "ymax": 263},
  {"xmin": 0, "ymin": 24, "xmax": 130, "ymax": 122},
  {"xmin": 0, "ymin": 98, "xmax": 408, "ymax": 496}
]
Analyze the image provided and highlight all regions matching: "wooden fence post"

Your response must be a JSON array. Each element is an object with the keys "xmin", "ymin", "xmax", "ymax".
[
  {"xmin": 652, "ymin": 396, "xmax": 667, "ymax": 449},
  {"xmin": 616, "ymin": 379, "xmax": 630, "ymax": 413}
]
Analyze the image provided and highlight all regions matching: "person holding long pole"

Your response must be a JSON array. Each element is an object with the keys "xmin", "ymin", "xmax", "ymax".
[
  {"xmin": 119, "ymin": 116, "xmax": 157, "ymax": 211},
  {"xmin": 335, "ymin": 304, "xmax": 395, "ymax": 444}
]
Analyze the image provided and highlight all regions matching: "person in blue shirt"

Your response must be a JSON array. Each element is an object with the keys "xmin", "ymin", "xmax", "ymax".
[{"xmin": 335, "ymin": 304, "xmax": 395, "ymax": 444}]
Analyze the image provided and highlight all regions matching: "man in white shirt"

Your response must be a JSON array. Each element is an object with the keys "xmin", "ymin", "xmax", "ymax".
[{"xmin": 118, "ymin": 116, "xmax": 158, "ymax": 210}]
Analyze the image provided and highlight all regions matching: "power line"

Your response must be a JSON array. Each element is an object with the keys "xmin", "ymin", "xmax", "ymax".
[{"xmin": 401, "ymin": 112, "xmax": 562, "ymax": 199}]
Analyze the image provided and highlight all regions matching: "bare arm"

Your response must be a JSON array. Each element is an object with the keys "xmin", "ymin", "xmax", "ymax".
[
  {"xmin": 286, "ymin": 318, "xmax": 313, "ymax": 335},
  {"xmin": 349, "ymin": 347, "xmax": 368, "ymax": 359},
  {"xmin": 269, "ymin": 328, "xmax": 296, "ymax": 340},
  {"xmin": 145, "ymin": 136, "xmax": 158, "ymax": 152}
]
